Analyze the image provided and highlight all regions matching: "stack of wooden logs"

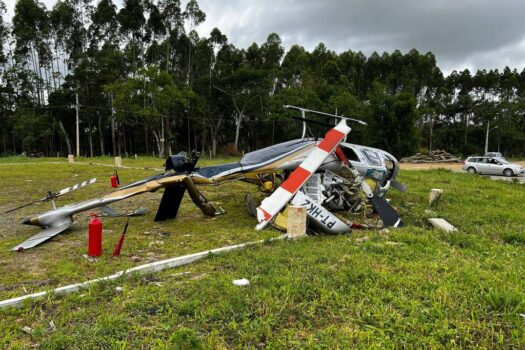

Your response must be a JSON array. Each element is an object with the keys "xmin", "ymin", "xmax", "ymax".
[{"xmin": 400, "ymin": 150, "xmax": 462, "ymax": 163}]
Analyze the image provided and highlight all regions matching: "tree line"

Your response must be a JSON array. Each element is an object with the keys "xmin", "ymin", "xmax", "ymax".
[{"xmin": 0, "ymin": 0, "xmax": 524, "ymax": 159}]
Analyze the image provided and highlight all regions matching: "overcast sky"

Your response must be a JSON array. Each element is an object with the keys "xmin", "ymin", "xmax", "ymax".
[{"xmin": 4, "ymin": 0, "xmax": 525, "ymax": 74}]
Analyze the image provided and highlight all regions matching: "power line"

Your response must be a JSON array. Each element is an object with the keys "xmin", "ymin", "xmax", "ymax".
[{"xmin": 8, "ymin": 103, "xmax": 323, "ymax": 125}]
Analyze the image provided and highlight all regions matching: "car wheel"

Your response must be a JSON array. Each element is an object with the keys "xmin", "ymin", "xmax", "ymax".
[
  {"xmin": 467, "ymin": 167, "xmax": 476, "ymax": 174},
  {"xmin": 503, "ymin": 168, "xmax": 514, "ymax": 177}
]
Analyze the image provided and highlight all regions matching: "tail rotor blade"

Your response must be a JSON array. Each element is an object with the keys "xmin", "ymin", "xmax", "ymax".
[{"xmin": 56, "ymin": 178, "xmax": 97, "ymax": 198}]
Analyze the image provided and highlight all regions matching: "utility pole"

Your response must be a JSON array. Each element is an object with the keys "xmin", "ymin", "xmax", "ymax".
[
  {"xmin": 484, "ymin": 120, "xmax": 498, "ymax": 155},
  {"xmin": 75, "ymin": 91, "xmax": 80, "ymax": 157},
  {"xmin": 110, "ymin": 94, "xmax": 116, "ymax": 156},
  {"xmin": 484, "ymin": 120, "xmax": 490, "ymax": 155}
]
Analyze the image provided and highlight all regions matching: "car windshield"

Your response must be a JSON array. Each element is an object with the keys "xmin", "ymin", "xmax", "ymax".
[{"xmin": 498, "ymin": 159, "xmax": 509, "ymax": 164}]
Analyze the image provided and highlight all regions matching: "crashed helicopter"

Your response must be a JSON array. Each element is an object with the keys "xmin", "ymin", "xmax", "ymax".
[{"xmin": 6, "ymin": 105, "xmax": 406, "ymax": 251}]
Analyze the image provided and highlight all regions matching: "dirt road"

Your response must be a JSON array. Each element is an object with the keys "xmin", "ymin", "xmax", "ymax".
[
  {"xmin": 400, "ymin": 161, "xmax": 525, "ymax": 183},
  {"xmin": 400, "ymin": 161, "xmax": 525, "ymax": 171}
]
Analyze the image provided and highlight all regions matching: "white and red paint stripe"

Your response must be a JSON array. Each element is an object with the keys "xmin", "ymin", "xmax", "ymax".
[
  {"xmin": 255, "ymin": 120, "xmax": 351, "ymax": 230},
  {"xmin": 57, "ymin": 178, "xmax": 97, "ymax": 196}
]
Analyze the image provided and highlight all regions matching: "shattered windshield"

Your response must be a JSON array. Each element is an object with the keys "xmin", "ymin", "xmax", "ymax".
[{"xmin": 362, "ymin": 149, "xmax": 382, "ymax": 166}]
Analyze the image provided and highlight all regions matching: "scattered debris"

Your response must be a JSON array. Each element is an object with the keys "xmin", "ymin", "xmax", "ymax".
[
  {"xmin": 429, "ymin": 188, "xmax": 443, "ymax": 205},
  {"xmin": 233, "ymin": 278, "xmax": 250, "ymax": 286},
  {"xmin": 21, "ymin": 326, "xmax": 32, "ymax": 334},
  {"xmin": 169, "ymin": 271, "xmax": 191, "ymax": 278},
  {"xmin": 130, "ymin": 256, "xmax": 141, "ymax": 262},
  {"xmin": 82, "ymin": 254, "xmax": 98, "ymax": 263},
  {"xmin": 115, "ymin": 286, "xmax": 123, "ymax": 293},
  {"xmin": 385, "ymin": 241, "xmax": 404, "ymax": 246},
  {"xmin": 149, "ymin": 240, "xmax": 165, "ymax": 248},
  {"xmin": 427, "ymin": 218, "xmax": 458, "ymax": 232},
  {"xmin": 379, "ymin": 228, "xmax": 390, "ymax": 235},
  {"xmin": 401, "ymin": 150, "xmax": 461, "ymax": 163},
  {"xmin": 48, "ymin": 320, "xmax": 56, "ymax": 331},
  {"xmin": 355, "ymin": 235, "xmax": 370, "ymax": 244},
  {"xmin": 424, "ymin": 209, "xmax": 438, "ymax": 216}
]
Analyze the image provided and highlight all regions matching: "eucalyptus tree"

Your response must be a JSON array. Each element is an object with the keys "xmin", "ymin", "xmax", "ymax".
[
  {"xmin": 158, "ymin": 0, "xmax": 183, "ymax": 72},
  {"xmin": 118, "ymin": 0, "xmax": 146, "ymax": 74},
  {"xmin": 12, "ymin": 0, "xmax": 50, "ymax": 105},
  {"xmin": 182, "ymin": 0, "xmax": 205, "ymax": 83},
  {"xmin": 106, "ymin": 66, "xmax": 190, "ymax": 157}
]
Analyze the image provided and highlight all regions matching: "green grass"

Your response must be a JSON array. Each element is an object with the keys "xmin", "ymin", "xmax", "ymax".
[{"xmin": 0, "ymin": 159, "xmax": 524, "ymax": 348}]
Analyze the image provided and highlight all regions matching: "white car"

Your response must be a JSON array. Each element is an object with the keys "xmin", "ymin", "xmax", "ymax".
[{"xmin": 463, "ymin": 156, "xmax": 525, "ymax": 177}]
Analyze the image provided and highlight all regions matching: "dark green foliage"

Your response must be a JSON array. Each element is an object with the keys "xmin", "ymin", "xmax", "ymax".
[{"xmin": 1, "ymin": 0, "xmax": 525, "ymax": 159}]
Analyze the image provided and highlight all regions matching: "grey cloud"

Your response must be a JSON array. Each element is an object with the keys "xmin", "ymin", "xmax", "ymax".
[
  {"xmin": 4, "ymin": 0, "xmax": 525, "ymax": 73},
  {"xmin": 196, "ymin": 0, "xmax": 525, "ymax": 73}
]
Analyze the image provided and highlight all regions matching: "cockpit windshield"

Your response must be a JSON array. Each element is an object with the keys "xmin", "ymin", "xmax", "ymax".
[{"xmin": 362, "ymin": 149, "xmax": 382, "ymax": 166}]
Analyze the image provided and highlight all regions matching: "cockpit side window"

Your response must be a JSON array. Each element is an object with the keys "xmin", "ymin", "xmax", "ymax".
[
  {"xmin": 342, "ymin": 147, "xmax": 360, "ymax": 162},
  {"xmin": 362, "ymin": 149, "xmax": 382, "ymax": 166}
]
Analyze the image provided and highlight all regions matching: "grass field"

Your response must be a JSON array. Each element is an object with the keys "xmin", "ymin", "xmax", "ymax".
[{"xmin": 0, "ymin": 156, "xmax": 524, "ymax": 349}]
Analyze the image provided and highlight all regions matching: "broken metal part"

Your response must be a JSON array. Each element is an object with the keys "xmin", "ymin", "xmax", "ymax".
[{"xmin": 182, "ymin": 177, "xmax": 218, "ymax": 217}]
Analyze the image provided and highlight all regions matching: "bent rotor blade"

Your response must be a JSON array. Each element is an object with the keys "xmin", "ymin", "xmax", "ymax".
[
  {"xmin": 11, "ymin": 222, "xmax": 73, "ymax": 252},
  {"xmin": 255, "ymin": 120, "xmax": 351, "ymax": 230},
  {"xmin": 56, "ymin": 178, "xmax": 97, "ymax": 198}
]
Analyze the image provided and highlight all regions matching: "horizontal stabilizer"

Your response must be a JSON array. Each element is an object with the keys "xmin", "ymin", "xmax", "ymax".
[
  {"xmin": 11, "ymin": 222, "xmax": 73, "ymax": 252},
  {"xmin": 99, "ymin": 205, "xmax": 119, "ymax": 217}
]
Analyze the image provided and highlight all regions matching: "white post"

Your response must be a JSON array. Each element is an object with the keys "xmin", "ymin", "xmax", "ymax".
[{"xmin": 287, "ymin": 205, "xmax": 307, "ymax": 238}]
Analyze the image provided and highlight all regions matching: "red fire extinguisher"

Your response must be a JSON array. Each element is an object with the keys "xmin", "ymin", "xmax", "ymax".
[
  {"xmin": 88, "ymin": 213, "xmax": 103, "ymax": 257},
  {"xmin": 110, "ymin": 170, "xmax": 120, "ymax": 188}
]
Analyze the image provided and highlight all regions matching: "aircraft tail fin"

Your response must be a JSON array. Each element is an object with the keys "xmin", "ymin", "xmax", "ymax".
[{"xmin": 154, "ymin": 185, "xmax": 186, "ymax": 222}]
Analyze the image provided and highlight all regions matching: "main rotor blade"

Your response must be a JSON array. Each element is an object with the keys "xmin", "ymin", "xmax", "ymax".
[
  {"xmin": 284, "ymin": 105, "xmax": 368, "ymax": 126},
  {"xmin": 289, "ymin": 116, "xmax": 332, "ymax": 128}
]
